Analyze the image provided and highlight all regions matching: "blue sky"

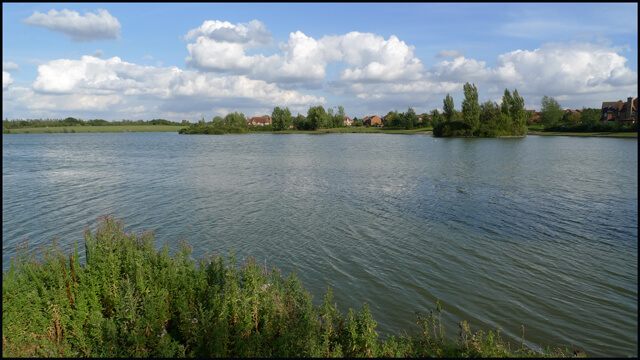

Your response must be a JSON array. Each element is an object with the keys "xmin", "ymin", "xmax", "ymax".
[{"xmin": 3, "ymin": 3, "xmax": 637, "ymax": 121}]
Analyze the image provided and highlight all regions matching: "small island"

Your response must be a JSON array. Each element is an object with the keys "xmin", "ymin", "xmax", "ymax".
[{"xmin": 431, "ymin": 83, "xmax": 527, "ymax": 138}]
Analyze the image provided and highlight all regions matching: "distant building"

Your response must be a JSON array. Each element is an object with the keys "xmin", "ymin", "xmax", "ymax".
[
  {"xmin": 601, "ymin": 97, "xmax": 637, "ymax": 124},
  {"xmin": 362, "ymin": 115, "xmax": 382, "ymax": 126},
  {"xmin": 526, "ymin": 110, "xmax": 541, "ymax": 125},
  {"xmin": 343, "ymin": 116, "xmax": 353, "ymax": 126},
  {"xmin": 247, "ymin": 116, "xmax": 272, "ymax": 126}
]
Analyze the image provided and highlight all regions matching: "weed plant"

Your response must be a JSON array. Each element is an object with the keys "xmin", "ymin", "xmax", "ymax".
[{"xmin": 3, "ymin": 215, "xmax": 573, "ymax": 357}]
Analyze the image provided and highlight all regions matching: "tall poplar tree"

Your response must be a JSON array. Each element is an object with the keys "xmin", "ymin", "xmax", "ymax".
[
  {"xmin": 501, "ymin": 89, "xmax": 512, "ymax": 117},
  {"xmin": 443, "ymin": 94, "xmax": 455, "ymax": 123},
  {"xmin": 509, "ymin": 89, "xmax": 526, "ymax": 132},
  {"xmin": 461, "ymin": 82, "xmax": 480, "ymax": 134}
]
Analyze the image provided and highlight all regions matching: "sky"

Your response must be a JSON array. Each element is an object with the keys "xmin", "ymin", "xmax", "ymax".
[{"xmin": 2, "ymin": 3, "xmax": 638, "ymax": 122}]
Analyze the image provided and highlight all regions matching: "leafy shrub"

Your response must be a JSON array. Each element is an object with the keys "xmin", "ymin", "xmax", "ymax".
[{"xmin": 3, "ymin": 216, "xmax": 572, "ymax": 357}]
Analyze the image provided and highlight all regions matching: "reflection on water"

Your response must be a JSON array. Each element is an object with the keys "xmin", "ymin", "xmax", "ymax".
[{"xmin": 2, "ymin": 132, "xmax": 637, "ymax": 357}]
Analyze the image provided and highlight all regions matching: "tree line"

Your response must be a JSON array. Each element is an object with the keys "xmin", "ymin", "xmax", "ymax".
[
  {"xmin": 181, "ymin": 103, "xmax": 435, "ymax": 135},
  {"xmin": 538, "ymin": 95, "xmax": 637, "ymax": 133},
  {"xmin": 3, "ymin": 117, "xmax": 186, "ymax": 130}
]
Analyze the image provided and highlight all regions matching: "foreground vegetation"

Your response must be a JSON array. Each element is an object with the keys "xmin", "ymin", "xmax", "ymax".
[{"xmin": 3, "ymin": 216, "xmax": 579, "ymax": 357}]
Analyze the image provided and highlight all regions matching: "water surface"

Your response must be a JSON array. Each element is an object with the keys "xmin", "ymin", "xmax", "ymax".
[{"xmin": 2, "ymin": 132, "xmax": 637, "ymax": 357}]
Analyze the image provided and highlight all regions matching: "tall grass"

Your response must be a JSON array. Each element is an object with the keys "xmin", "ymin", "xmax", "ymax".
[{"xmin": 3, "ymin": 215, "xmax": 573, "ymax": 357}]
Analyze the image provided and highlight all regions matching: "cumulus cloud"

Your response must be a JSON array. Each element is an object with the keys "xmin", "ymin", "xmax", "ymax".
[
  {"xmin": 328, "ymin": 32, "xmax": 424, "ymax": 83},
  {"xmin": 22, "ymin": 9, "xmax": 121, "ymax": 42},
  {"xmin": 185, "ymin": 24, "xmax": 424, "ymax": 84},
  {"xmin": 3, "ymin": 62, "xmax": 21, "ymax": 72},
  {"xmin": 185, "ymin": 36, "xmax": 281, "ymax": 75},
  {"xmin": 3, "ymin": 71, "xmax": 14, "ymax": 90},
  {"xmin": 184, "ymin": 19, "xmax": 272, "ymax": 48},
  {"xmin": 492, "ymin": 42, "xmax": 638, "ymax": 95},
  {"xmin": 20, "ymin": 55, "xmax": 324, "ymax": 118},
  {"xmin": 427, "ymin": 56, "xmax": 492, "ymax": 83},
  {"xmin": 436, "ymin": 50, "xmax": 465, "ymax": 58}
]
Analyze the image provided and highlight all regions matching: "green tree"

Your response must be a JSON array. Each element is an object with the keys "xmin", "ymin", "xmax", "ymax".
[
  {"xmin": 337, "ymin": 105, "xmax": 345, "ymax": 118},
  {"xmin": 580, "ymin": 108, "xmax": 600, "ymax": 125},
  {"xmin": 224, "ymin": 112, "xmax": 247, "ymax": 128},
  {"xmin": 384, "ymin": 110, "xmax": 401, "ymax": 128},
  {"xmin": 271, "ymin": 106, "xmax": 293, "ymax": 131},
  {"xmin": 501, "ymin": 89, "xmax": 512, "ymax": 118},
  {"xmin": 540, "ymin": 95, "xmax": 563, "ymax": 129},
  {"xmin": 403, "ymin": 107, "xmax": 418, "ymax": 130},
  {"xmin": 479, "ymin": 101, "xmax": 500, "ymax": 127},
  {"xmin": 443, "ymin": 94, "xmax": 455, "ymax": 123},
  {"xmin": 212, "ymin": 116, "xmax": 225, "ymax": 127},
  {"xmin": 294, "ymin": 114, "xmax": 310, "ymax": 130},
  {"xmin": 461, "ymin": 82, "xmax": 480, "ymax": 135},
  {"xmin": 430, "ymin": 109, "xmax": 443, "ymax": 129},
  {"xmin": 509, "ymin": 89, "xmax": 527, "ymax": 133},
  {"xmin": 307, "ymin": 105, "xmax": 330, "ymax": 130}
]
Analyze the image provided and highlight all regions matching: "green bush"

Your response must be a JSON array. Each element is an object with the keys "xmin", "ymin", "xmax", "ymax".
[{"xmin": 3, "ymin": 216, "xmax": 572, "ymax": 357}]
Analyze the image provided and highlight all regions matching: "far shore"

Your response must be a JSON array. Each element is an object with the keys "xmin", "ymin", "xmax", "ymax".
[{"xmin": 4, "ymin": 125, "xmax": 637, "ymax": 138}]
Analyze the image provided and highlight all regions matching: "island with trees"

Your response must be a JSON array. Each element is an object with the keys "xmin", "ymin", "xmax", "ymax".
[{"xmin": 432, "ymin": 83, "xmax": 527, "ymax": 138}]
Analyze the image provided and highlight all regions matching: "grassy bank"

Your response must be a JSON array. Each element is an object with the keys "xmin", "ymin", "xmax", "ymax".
[
  {"xmin": 4, "ymin": 125, "xmax": 185, "ymax": 134},
  {"xmin": 527, "ymin": 130, "xmax": 637, "ymax": 138},
  {"xmin": 3, "ymin": 216, "xmax": 576, "ymax": 357}
]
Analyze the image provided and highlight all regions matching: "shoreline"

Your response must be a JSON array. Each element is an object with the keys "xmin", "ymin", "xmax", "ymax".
[
  {"xmin": 527, "ymin": 131, "xmax": 637, "ymax": 138},
  {"xmin": 4, "ymin": 126, "xmax": 637, "ymax": 138}
]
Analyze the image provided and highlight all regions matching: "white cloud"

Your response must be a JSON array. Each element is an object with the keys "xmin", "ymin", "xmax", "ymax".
[
  {"xmin": 9, "ymin": 55, "xmax": 324, "ymax": 119},
  {"xmin": 22, "ymin": 9, "xmax": 121, "ymax": 42},
  {"xmin": 492, "ymin": 42, "xmax": 638, "ymax": 95},
  {"xmin": 184, "ymin": 19, "xmax": 272, "ymax": 48},
  {"xmin": 427, "ymin": 56, "xmax": 492, "ymax": 83},
  {"xmin": 185, "ymin": 36, "xmax": 281, "ymax": 75},
  {"xmin": 185, "ymin": 25, "xmax": 424, "ymax": 84},
  {"xmin": 3, "ymin": 62, "xmax": 21, "ymax": 72},
  {"xmin": 3, "ymin": 71, "xmax": 14, "ymax": 90},
  {"xmin": 330, "ymin": 32, "xmax": 424, "ymax": 83},
  {"xmin": 436, "ymin": 50, "xmax": 465, "ymax": 58},
  {"xmin": 92, "ymin": 50, "xmax": 104, "ymax": 58}
]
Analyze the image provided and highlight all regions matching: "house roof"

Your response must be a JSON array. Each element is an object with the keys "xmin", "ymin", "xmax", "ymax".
[
  {"xmin": 248, "ymin": 116, "xmax": 271, "ymax": 124},
  {"xmin": 601, "ymin": 101, "xmax": 619, "ymax": 109}
]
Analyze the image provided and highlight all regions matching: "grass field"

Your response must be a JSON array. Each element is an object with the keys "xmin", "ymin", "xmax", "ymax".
[{"xmin": 4, "ymin": 125, "xmax": 185, "ymax": 134}]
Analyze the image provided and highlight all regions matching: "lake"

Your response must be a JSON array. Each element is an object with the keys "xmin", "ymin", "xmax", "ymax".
[{"xmin": 2, "ymin": 132, "xmax": 637, "ymax": 357}]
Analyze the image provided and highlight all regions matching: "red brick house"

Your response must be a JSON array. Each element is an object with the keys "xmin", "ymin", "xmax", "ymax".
[
  {"xmin": 362, "ymin": 115, "xmax": 382, "ymax": 126},
  {"xmin": 601, "ymin": 97, "xmax": 637, "ymax": 124},
  {"xmin": 247, "ymin": 116, "xmax": 272, "ymax": 126}
]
